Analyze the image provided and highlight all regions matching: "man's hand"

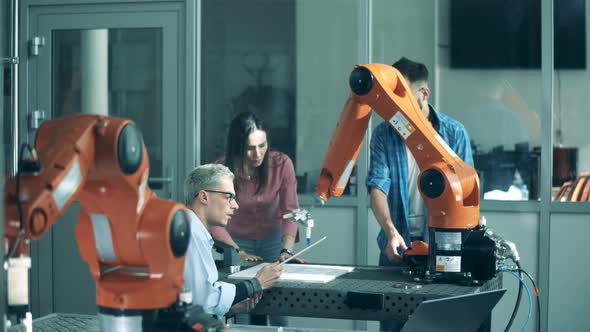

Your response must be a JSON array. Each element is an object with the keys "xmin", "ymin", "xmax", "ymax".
[
  {"xmin": 239, "ymin": 251, "xmax": 263, "ymax": 262},
  {"xmin": 385, "ymin": 231, "xmax": 407, "ymax": 262},
  {"xmin": 370, "ymin": 188, "xmax": 407, "ymax": 263},
  {"xmin": 255, "ymin": 262, "xmax": 282, "ymax": 290}
]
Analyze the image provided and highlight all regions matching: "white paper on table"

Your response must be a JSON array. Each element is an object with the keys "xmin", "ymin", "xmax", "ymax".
[{"xmin": 229, "ymin": 263, "xmax": 354, "ymax": 283}]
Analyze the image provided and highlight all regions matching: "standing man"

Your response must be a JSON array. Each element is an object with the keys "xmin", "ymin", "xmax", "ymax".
[
  {"xmin": 366, "ymin": 57, "xmax": 474, "ymax": 332},
  {"xmin": 183, "ymin": 164, "xmax": 282, "ymax": 318}
]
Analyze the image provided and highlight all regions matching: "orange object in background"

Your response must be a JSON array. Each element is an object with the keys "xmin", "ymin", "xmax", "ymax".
[
  {"xmin": 4, "ymin": 115, "xmax": 191, "ymax": 329},
  {"xmin": 554, "ymin": 181, "xmax": 572, "ymax": 202},
  {"xmin": 568, "ymin": 175, "xmax": 587, "ymax": 202},
  {"xmin": 581, "ymin": 176, "xmax": 590, "ymax": 202},
  {"xmin": 553, "ymin": 173, "xmax": 590, "ymax": 202},
  {"xmin": 553, "ymin": 146, "xmax": 578, "ymax": 187}
]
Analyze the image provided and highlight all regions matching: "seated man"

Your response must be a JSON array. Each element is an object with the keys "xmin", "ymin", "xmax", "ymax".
[{"xmin": 183, "ymin": 164, "xmax": 282, "ymax": 318}]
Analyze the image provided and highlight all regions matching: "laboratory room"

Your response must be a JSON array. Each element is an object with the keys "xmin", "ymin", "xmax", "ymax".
[{"xmin": 1, "ymin": 0, "xmax": 588, "ymax": 331}]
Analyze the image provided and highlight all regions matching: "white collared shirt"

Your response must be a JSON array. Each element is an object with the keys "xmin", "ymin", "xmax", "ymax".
[
  {"xmin": 183, "ymin": 209, "xmax": 236, "ymax": 317},
  {"xmin": 406, "ymin": 146, "xmax": 425, "ymax": 238}
]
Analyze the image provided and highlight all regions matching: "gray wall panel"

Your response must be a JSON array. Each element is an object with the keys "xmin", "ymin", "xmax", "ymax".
[
  {"xmin": 548, "ymin": 214, "xmax": 590, "ymax": 332},
  {"xmin": 485, "ymin": 212, "xmax": 539, "ymax": 332},
  {"xmin": 293, "ymin": 206, "xmax": 357, "ymax": 266},
  {"xmin": 52, "ymin": 203, "xmax": 96, "ymax": 314},
  {"xmin": 290, "ymin": 206, "xmax": 357, "ymax": 331}
]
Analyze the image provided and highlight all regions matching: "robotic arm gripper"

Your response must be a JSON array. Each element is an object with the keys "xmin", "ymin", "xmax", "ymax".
[{"xmin": 4, "ymin": 115, "xmax": 192, "ymax": 329}]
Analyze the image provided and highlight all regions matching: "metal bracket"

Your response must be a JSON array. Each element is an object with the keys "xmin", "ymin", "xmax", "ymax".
[
  {"xmin": 29, "ymin": 110, "xmax": 46, "ymax": 131},
  {"xmin": 1, "ymin": 57, "xmax": 19, "ymax": 64},
  {"xmin": 29, "ymin": 36, "xmax": 46, "ymax": 57}
]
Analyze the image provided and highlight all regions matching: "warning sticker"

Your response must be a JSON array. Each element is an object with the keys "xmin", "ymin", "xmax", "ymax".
[
  {"xmin": 389, "ymin": 112, "xmax": 415, "ymax": 140},
  {"xmin": 435, "ymin": 255, "xmax": 461, "ymax": 272}
]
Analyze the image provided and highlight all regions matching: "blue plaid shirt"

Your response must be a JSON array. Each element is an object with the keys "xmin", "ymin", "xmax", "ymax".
[{"xmin": 366, "ymin": 105, "xmax": 474, "ymax": 253}]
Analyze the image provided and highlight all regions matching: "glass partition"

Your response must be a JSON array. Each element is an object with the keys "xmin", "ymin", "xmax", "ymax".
[
  {"xmin": 200, "ymin": 0, "xmax": 364, "ymax": 196},
  {"xmin": 52, "ymin": 28, "xmax": 164, "ymax": 184},
  {"xmin": 439, "ymin": 0, "xmax": 543, "ymax": 201},
  {"xmin": 201, "ymin": 0, "xmax": 588, "ymax": 203},
  {"xmin": 3, "ymin": 67, "xmax": 9, "ymax": 177},
  {"xmin": 372, "ymin": 0, "xmax": 543, "ymax": 201},
  {"xmin": 551, "ymin": 0, "xmax": 589, "ymax": 202}
]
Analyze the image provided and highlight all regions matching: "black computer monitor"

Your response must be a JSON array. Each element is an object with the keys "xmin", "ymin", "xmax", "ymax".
[{"xmin": 402, "ymin": 289, "xmax": 506, "ymax": 332}]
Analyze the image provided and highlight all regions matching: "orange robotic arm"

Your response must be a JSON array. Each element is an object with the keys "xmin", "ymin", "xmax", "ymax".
[
  {"xmin": 317, "ymin": 64, "xmax": 479, "ymax": 230},
  {"xmin": 318, "ymin": 65, "xmax": 522, "ymax": 283},
  {"xmin": 316, "ymin": 64, "xmax": 491, "ymax": 281},
  {"xmin": 4, "ymin": 115, "xmax": 192, "ymax": 329}
]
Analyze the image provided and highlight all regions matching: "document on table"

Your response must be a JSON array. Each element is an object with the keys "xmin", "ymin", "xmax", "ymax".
[{"xmin": 229, "ymin": 264, "xmax": 354, "ymax": 284}]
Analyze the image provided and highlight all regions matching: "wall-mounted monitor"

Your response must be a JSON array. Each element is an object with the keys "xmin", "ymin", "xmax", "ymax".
[{"xmin": 450, "ymin": 0, "xmax": 586, "ymax": 69}]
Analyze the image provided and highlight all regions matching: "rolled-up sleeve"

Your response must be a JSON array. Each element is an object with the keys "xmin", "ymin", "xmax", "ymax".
[
  {"xmin": 366, "ymin": 124, "xmax": 391, "ymax": 195},
  {"xmin": 453, "ymin": 125, "xmax": 474, "ymax": 167},
  {"xmin": 279, "ymin": 156, "xmax": 299, "ymax": 238},
  {"xmin": 183, "ymin": 216, "xmax": 236, "ymax": 317}
]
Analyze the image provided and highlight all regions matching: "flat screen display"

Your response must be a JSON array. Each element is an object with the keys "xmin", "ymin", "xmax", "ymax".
[{"xmin": 450, "ymin": 0, "xmax": 586, "ymax": 69}]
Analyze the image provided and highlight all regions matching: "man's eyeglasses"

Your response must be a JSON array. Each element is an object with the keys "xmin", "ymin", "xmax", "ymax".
[{"xmin": 203, "ymin": 190, "xmax": 236, "ymax": 203}]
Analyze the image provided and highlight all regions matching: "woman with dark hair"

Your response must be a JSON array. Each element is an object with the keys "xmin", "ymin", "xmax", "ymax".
[{"xmin": 209, "ymin": 112, "xmax": 303, "ymax": 326}]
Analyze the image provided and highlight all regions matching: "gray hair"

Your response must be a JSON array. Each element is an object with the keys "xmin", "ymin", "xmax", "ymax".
[{"xmin": 183, "ymin": 164, "xmax": 234, "ymax": 206}]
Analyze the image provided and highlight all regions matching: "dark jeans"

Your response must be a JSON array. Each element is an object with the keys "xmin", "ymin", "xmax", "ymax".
[{"xmin": 379, "ymin": 252, "xmax": 405, "ymax": 332}]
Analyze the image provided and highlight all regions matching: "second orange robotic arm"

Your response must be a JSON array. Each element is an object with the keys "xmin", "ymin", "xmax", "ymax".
[
  {"xmin": 4, "ymin": 115, "xmax": 191, "ymax": 313},
  {"xmin": 4, "ymin": 116, "xmax": 98, "ymax": 252}
]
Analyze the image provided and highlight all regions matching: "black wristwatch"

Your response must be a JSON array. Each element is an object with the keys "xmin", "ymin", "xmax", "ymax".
[{"xmin": 280, "ymin": 248, "xmax": 294, "ymax": 256}]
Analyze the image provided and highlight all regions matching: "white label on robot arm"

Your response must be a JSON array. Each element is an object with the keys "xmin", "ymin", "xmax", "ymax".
[
  {"xmin": 337, "ymin": 160, "xmax": 354, "ymax": 190},
  {"xmin": 52, "ymin": 160, "xmax": 82, "ymax": 211},
  {"xmin": 389, "ymin": 112, "xmax": 415, "ymax": 140},
  {"xmin": 137, "ymin": 168, "xmax": 149, "ymax": 213},
  {"xmin": 435, "ymin": 134, "xmax": 458, "ymax": 158}
]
